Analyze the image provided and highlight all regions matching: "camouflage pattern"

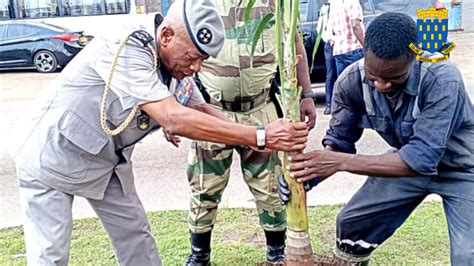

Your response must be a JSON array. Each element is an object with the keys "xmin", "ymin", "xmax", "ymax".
[
  {"xmin": 187, "ymin": 0, "xmax": 285, "ymax": 234},
  {"xmin": 187, "ymin": 102, "xmax": 285, "ymax": 233},
  {"xmin": 199, "ymin": 0, "xmax": 277, "ymax": 106}
]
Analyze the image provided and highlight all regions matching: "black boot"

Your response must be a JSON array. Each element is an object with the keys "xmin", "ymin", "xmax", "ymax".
[
  {"xmin": 183, "ymin": 231, "xmax": 212, "ymax": 266},
  {"xmin": 264, "ymin": 230, "xmax": 286, "ymax": 262}
]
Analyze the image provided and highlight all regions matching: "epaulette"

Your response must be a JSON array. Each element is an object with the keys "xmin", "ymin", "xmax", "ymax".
[{"xmin": 130, "ymin": 30, "xmax": 154, "ymax": 47}]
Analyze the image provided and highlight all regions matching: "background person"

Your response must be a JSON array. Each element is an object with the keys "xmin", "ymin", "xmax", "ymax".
[
  {"xmin": 317, "ymin": 0, "xmax": 337, "ymax": 115},
  {"xmin": 331, "ymin": 0, "xmax": 365, "ymax": 75}
]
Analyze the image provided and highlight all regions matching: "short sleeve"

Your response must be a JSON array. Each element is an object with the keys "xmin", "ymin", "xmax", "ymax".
[
  {"xmin": 170, "ymin": 76, "xmax": 205, "ymax": 106},
  {"xmin": 92, "ymin": 36, "xmax": 171, "ymax": 110},
  {"xmin": 186, "ymin": 79, "xmax": 206, "ymax": 106}
]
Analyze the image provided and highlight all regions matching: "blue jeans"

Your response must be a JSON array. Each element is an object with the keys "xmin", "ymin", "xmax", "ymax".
[
  {"xmin": 334, "ymin": 48, "xmax": 364, "ymax": 76},
  {"xmin": 335, "ymin": 174, "xmax": 474, "ymax": 264},
  {"xmin": 324, "ymin": 42, "xmax": 337, "ymax": 107}
]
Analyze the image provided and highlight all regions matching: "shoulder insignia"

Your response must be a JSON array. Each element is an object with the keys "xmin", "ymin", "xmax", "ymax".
[{"xmin": 130, "ymin": 30, "xmax": 154, "ymax": 47}]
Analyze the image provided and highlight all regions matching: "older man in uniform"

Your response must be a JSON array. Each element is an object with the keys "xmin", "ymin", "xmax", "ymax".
[
  {"xmin": 183, "ymin": 0, "xmax": 316, "ymax": 265},
  {"xmin": 12, "ymin": 0, "xmax": 309, "ymax": 265}
]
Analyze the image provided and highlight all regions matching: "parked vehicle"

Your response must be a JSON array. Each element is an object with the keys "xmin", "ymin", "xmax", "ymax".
[
  {"xmin": 300, "ymin": 0, "xmax": 436, "ymax": 84},
  {"xmin": 362, "ymin": 0, "xmax": 436, "ymax": 28},
  {"xmin": 0, "ymin": 21, "xmax": 92, "ymax": 73},
  {"xmin": 299, "ymin": 0, "xmax": 327, "ymax": 83}
]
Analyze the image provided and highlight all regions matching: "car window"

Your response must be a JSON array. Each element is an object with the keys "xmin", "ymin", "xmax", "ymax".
[
  {"xmin": 0, "ymin": 0, "xmax": 11, "ymax": 20},
  {"xmin": 360, "ymin": 0, "xmax": 373, "ymax": 16},
  {"xmin": 38, "ymin": 27, "xmax": 59, "ymax": 35},
  {"xmin": 6, "ymin": 25, "xmax": 40, "ymax": 39},
  {"xmin": 373, "ymin": 0, "xmax": 410, "ymax": 13},
  {"xmin": 300, "ymin": 0, "xmax": 310, "ymax": 22},
  {"xmin": 406, "ymin": 0, "xmax": 436, "ymax": 15},
  {"xmin": 372, "ymin": 0, "xmax": 436, "ymax": 21},
  {"xmin": 41, "ymin": 22, "xmax": 70, "ymax": 32},
  {"xmin": 0, "ymin": 25, "xmax": 5, "ymax": 39},
  {"xmin": 300, "ymin": 0, "xmax": 328, "ymax": 23},
  {"xmin": 373, "ymin": 0, "xmax": 436, "ymax": 15}
]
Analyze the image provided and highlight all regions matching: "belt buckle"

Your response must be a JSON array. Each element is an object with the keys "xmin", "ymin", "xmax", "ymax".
[
  {"xmin": 230, "ymin": 101, "xmax": 240, "ymax": 112},
  {"xmin": 241, "ymin": 101, "xmax": 253, "ymax": 112},
  {"xmin": 221, "ymin": 92, "xmax": 266, "ymax": 112}
]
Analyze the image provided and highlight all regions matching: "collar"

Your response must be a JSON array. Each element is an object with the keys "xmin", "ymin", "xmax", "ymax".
[
  {"xmin": 363, "ymin": 61, "xmax": 420, "ymax": 96},
  {"xmin": 148, "ymin": 13, "xmax": 172, "ymax": 86},
  {"xmin": 143, "ymin": 13, "xmax": 164, "ymax": 52},
  {"xmin": 161, "ymin": 69, "xmax": 172, "ymax": 87},
  {"xmin": 403, "ymin": 61, "xmax": 420, "ymax": 96},
  {"xmin": 154, "ymin": 13, "xmax": 164, "ymax": 28}
]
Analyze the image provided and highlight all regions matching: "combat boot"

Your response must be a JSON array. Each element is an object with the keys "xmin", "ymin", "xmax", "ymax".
[
  {"xmin": 264, "ymin": 230, "xmax": 286, "ymax": 263},
  {"xmin": 183, "ymin": 231, "xmax": 212, "ymax": 266}
]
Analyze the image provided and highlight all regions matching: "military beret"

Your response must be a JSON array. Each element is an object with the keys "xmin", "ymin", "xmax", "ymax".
[{"xmin": 180, "ymin": 0, "xmax": 225, "ymax": 58}]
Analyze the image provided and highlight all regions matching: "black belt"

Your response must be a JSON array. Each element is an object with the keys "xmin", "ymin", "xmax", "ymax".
[{"xmin": 217, "ymin": 90, "xmax": 269, "ymax": 112}]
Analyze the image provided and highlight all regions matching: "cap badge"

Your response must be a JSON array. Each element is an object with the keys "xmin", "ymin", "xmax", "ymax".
[{"xmin": 197, "ymin": 28, "xmax": 212, "ymax": 44}]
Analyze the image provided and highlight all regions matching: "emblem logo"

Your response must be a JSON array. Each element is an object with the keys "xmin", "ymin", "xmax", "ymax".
[
  {"xmin": 409, "ymin": 7, "xmax": 456, "ymax": 63},
  {"xmin": 137, "ymin": 112, "xmax": 150, "ymax": 130},
  {"xmin": 174, "ymin": 78, "xmax": 194, "ymax": 106},
  {"xmin": 197, "ymin": 28, "xmax": 212, "ymax": 44}
]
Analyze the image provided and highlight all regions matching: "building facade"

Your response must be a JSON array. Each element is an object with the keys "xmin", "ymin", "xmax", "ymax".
[
  {"xmin": 1, "ymin": 0, "xmax": 131, "ymax": 20},
  {"xmin": 0, "ymin": 0, "xmax": 174, "ymax": 20}
]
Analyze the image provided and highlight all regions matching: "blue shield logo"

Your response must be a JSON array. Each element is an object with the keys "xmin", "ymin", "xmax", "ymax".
[{"xmin": 417, "ymin": 18, "xmax": 448, "ymax": 53}]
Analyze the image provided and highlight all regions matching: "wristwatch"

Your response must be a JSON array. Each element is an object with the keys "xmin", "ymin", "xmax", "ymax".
[
  {"xmin": 256, "ymin": 125, "xmax": 266, "ymax": 150},
  {"xmin": 301, "ymin": 92, "xmax": 316, "ymax": 101}
]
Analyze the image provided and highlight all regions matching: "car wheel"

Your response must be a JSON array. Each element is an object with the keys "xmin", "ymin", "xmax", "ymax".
[{"xmin": 34, "ymin": 50, "xmax": 58, "ymax": 73}]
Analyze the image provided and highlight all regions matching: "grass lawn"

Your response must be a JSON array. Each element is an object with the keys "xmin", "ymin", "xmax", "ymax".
[{"xmin": 0, "ymin": 203, "xmax": 449, "ymax": 265}]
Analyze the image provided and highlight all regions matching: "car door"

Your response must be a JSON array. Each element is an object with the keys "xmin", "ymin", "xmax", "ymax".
[
  {"xmin": 360, "ymin": 0, "xmax": 375, "ymax": 28},
  {"xmin": 1, "ymin": 24, "xmax": 41, "ymax": 67},
  {"xmin": 0, "ymin": 25, "xmax": 5, "ymax": 65},
  {"xmin": 300, "ymin": 0, "xmax": 327, "ymax": 77},
  {"xmin": 369, "ymin": 0, "xmax": 435, "ymax": 22},
  {"xmin": 299, "ymin": 0, "xmax": 318, "ymax": 64}
]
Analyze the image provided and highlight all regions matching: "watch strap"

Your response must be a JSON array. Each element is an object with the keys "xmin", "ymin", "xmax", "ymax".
[
  {"xmin": 256, "ymin": 125, "xmax": 266, "ymax": 150},
  {"xmin": 301, "ymin": 92, "xmax": 316, "ymax": 100}
]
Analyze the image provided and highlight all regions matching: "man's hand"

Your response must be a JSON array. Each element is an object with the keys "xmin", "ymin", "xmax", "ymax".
[
  {"xmin": 287, "ymin": 150, "xmax": 349, "ymax": 182},
  {"xmin": 265, "ymin": 120, "xmax": 308, "ymax": 152},
  {"xmin": 163, "ymin": 131, "xmax": 181, "ymax": 148},
  {"xmin": 289, "ymin": 149, "xmax": 417, "ymax": 179},
  {"xmin": 278, "ymin": 174, "xmax": 318, "ymax": 205},
  {"xmin": 300, "ymin": 98, "xmax": 316, "ymax": 130}
]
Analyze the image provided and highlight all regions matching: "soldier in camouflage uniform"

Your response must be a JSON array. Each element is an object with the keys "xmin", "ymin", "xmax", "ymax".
[{"xmin": 183, "ymin": 0, "xmax": 316, "ymax": 265}]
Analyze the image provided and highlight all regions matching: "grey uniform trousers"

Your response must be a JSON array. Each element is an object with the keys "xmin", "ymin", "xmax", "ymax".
[{"xmin": 17, "ymin": 168, "xmax": 161, "ymax": 266}]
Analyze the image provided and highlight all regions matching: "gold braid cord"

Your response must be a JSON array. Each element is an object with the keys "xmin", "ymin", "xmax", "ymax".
[{"xmin": 100, "ymin": 35, "xmax": 158, "ymax": 136}]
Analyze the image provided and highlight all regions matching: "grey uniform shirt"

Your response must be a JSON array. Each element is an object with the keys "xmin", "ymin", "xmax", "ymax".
[{"xmin": 13, "ymin": 14, "xmax": 205, "ymax": 199}]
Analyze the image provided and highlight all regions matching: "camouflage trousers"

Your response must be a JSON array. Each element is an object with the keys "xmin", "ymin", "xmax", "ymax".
[{"xmin": 187, "ymin": 102, "xmax": 286, "ymax": 233}]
